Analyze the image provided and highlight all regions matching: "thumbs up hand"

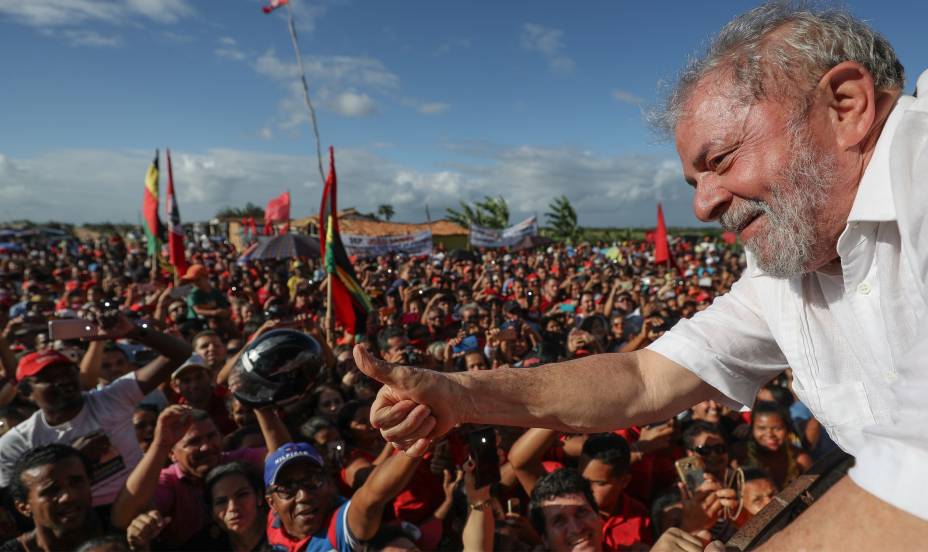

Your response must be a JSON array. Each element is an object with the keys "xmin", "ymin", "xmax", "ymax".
[{"xmin": 353, "ymin": 344, "xmax": 461, "ymax": 456}]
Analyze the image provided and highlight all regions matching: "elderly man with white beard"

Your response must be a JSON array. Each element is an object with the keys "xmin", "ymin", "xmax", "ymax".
[{"xmin": 351, "ymin": 3, "xmax": 928, "ymax": 550}]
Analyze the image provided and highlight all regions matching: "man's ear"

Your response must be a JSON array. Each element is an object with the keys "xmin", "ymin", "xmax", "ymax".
[
  {"xmin": 14, "ymin": 499, "xmax": 30, "ymax": 519},
  {"xmin": 818, "ymin": 60, "xmax": 877, "ymax": 150},
  {"xmin": 265, "ymin": 494, "xmax": 275, "ymax": 511}
]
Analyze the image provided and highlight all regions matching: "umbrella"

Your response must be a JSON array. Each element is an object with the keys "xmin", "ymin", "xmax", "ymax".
[
  {"xmin": 447, "ymin": 249, "xmax": 479, "ymax": 262},
  {"xmin": 247, "ymin": 234, "xmax": 320, "ymax": 261},
  {"xmin": 510, "ymin": 234, "xmax": 554, "ymax": 252}
]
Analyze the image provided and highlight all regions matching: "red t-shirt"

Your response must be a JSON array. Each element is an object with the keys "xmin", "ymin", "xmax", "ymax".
[{"xmin": 601, "ymin": 493, "xmax": 653, "ymax": 551}]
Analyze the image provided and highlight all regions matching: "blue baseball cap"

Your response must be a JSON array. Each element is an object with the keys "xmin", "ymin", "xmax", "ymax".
[{"xmin": 264, "ymin": 442, "xmax": 325, "ymax": 487}]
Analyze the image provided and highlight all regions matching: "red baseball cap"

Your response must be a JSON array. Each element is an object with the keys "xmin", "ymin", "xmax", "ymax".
[{"xmin": 16, "ymin": 350, "xmax": 73, "ymax": 382}]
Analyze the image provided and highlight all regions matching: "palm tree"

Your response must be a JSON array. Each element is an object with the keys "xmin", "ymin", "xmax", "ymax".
[
  {"xmin": 377, "ymin": 204, "xmax": 395, "ymax": 221},
  {"xmin": 215, "ymin": 202, "xmax": 265, "ymax": 221},
  {"xmin": 446, "ymin": 195, "xmax": 510, "ymax": 229},
  {"xmin": 545, "ymin": 195, "xmax": 580, "ymax": 241}
]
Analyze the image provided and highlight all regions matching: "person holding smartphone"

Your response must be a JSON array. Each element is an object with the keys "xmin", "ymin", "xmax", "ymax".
[{"xmin": 0, "ymin": 309, "xmax": 192, "ymax": 511}]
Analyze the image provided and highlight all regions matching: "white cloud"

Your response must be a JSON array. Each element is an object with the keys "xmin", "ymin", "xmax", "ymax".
[
  {"xmin": 520, "ymin": 23, "xmax": 575, "ymax": 75},
  {"xmin": 330, "ymin": 91, "xmax": 377, "ymax": 117},
  {"xmin": 62, "ymin": 29, "xmax": 119, "ymax": 47},
  {"xmin": 434, "ymin": 37, "xmax": 471, "ymax": 57},
  {"xmin": 258, "ymin": 127, "xmax": 273, "ymax": 140},
  {"xmin": 0, "ymin": 146, "xmax": 703, "ymax": 228},
  {"xmin": 215, "ymin": 36, "xmax": 245, "ymax": 61},
  {"xmin": 612, "ymin": 89, "xmax": 644, "ymax": 105},
  {"xmin": 124, "ymin": 0, "xmax": 191, "ymax": 24},
  {"xmin": 0, "ymin": 0, "xmax": 194, "ymax": 28},
  {"xmin": 417, "ymin": 102, "xmax": 450, "ymax": 115}
]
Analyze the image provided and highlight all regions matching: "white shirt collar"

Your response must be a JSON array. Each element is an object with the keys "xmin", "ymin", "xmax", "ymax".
[{"xmin": 845, "ymin": 94, "xmax": 915, "ymax": 223}]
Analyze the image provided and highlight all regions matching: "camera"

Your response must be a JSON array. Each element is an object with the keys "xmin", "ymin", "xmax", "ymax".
[{"xmin": 400, "ymin": 346, "xmax": 422, "ymax": 366}]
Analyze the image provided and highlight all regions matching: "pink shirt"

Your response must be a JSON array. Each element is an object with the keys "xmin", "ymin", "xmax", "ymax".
[{"xmin": 154, "ymin": 447, "xmax": 266, "ymax": 547}]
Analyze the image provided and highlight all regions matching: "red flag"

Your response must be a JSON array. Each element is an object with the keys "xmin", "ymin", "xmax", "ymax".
[
  {"xmin": 654, "ymin": 203, "xmax": 670, "ymax": 263},
  {"xmin": 165, "ymin": 150, "xmax": 187, "ymax": 275},
  {"xmin": 261, "ymin": 0, "xmax": 289, "ymax": 13},
  {"xmin": 265, "ymin": 191, "xmax": 291, "ymax": 223},
  {"xmin": 248, "ymin": 217, "xmax": 259, "ymax": 238},
  {"xmin": 263, "ymin": 220, "xmax": 273, "ymax": 236}
]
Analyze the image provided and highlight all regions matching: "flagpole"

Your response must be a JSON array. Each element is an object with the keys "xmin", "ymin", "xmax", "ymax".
[
  {"xmin": 284, "ymin": 2, "xmax": 326, "ymax": 187},
  {"xmin": 326, "ymin": 272, "xmax": 335, "ymax": 347}
]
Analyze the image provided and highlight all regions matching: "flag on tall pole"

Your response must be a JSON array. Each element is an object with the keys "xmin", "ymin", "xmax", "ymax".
[
  {"xmin": 142, "ymin": 150, "xmax": 165, "ymax": 260},
  {"xmin": 653, "ymin": 202, "xmax": 682, "ymax": 276},
  {"xmin": 261, "ymin": 0, "xmax": 289, "ymax": 13},
  {"xmin": 654, "ymin": 203, "xmax": 670, "ymax": 264},
  {"xmin": 265, "ymin": 191, "xmax": 291, "ymax": 236},
  {"xmin": 165, "ymin": 149, "xmax": 188, "ymax": 276},
  {"xmin": 320, "ymin": 147, "xmax": 372, "ymax": 337}
]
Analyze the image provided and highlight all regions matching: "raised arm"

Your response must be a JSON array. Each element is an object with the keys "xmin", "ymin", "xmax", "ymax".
[
  {"xmin": 78, "ymin": 340, "xmax": 104, "ymax": 390},
  {"xmin": 131, "ymin": 326, "xmax": 194, "ymax": 395},
  {"xmin": 354, "ymin": 345, "xmax": 721, "ymax": 456},
  {"xmin": 111, "ymin": 405, "xmax": 192, "ymax": 530},
  {"xmin": 507, "ymin": 428, "xmax": 560, "ymax": 496},
  {"xmin": 346, "ymin": 446, "xmax": 421, "ymax": 541}
]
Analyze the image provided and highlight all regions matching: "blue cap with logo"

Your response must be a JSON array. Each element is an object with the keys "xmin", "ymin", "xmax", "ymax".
[{"xmin": 264, "ymin": 442, "xmax": 325, "ymax": 487}]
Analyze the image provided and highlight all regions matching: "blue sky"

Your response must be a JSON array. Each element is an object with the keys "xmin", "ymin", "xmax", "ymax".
[{"xmin": 1, "ymin": 0, "xmax": 926, "ymax": 227}]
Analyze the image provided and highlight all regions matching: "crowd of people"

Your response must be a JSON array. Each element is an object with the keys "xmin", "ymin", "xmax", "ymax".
[{"xmin": 0, "ymin": 228, "xmax": 833, "ymax": 551}]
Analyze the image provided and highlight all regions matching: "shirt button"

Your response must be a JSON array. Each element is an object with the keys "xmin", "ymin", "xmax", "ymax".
[{"xmin": 857, "ymin": 282, "xmax": 872, "ymax": 295}]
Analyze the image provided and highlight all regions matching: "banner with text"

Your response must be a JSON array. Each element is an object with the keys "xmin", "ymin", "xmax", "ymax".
[
  {"xmin": 469, "ymin": 216, "xmax": 538, "ymax": 248},
  {"xmin": 343, "ymin": 230, "xmax": 433, "ymax": 258}
]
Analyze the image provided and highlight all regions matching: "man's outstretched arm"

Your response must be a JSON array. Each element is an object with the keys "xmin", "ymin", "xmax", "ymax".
[
  {"xmin": 354, "ymin": 346, "xmax": 723, "ymax": 455},
  {"xmin": 751, "ymin": 476, "xmax": 927, "ymax": 551}
]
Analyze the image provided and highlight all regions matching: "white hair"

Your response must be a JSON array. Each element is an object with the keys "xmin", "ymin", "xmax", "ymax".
[{"xmin": 651, "ymin": 1, "xmax": 905, "ymax": 136}]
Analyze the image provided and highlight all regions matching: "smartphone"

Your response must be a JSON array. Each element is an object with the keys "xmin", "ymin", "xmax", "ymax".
[
  {"xmin": 675, "ymin": 456, "xmax": 706, "ymax": 497},
  {"xmin": 169, "ymin": 284, "xmax": 193, "ymax": 299},
  {"xmin": 49, "ymin": 319, "xmax": 99, "ymax": 340},
  {"xmin": 507, "ymin": 498, "xmax": 521, "ymax": 515},
  {"xmin": 558, "ymin": 303, "xmax": 576, "ymax": 313},
  {"xmin": 468, "ymin": 427, "xmax": 501, "ymax": 489}
]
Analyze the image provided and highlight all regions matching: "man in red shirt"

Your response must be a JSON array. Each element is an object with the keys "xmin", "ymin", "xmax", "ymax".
[
  {"xmin": 579, "ymin": 434, "xmax": 652, "ymax": 550},
  {"xmin": 170, "ymin": 354, "xmax": 235, "ymax": 435}
]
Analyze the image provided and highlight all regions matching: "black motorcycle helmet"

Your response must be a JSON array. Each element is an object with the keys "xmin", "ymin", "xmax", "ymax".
[{"xmin": 233, "ymin": 329, "xmax": 325, "ymax": 408}]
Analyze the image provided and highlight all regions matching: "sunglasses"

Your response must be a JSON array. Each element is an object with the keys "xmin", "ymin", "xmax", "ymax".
[{"xmin": 691, "ymin": 443, "xmax": 727, "ymax": 456}]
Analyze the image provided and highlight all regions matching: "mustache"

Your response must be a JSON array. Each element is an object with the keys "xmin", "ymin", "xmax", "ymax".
[{"xmin": 719, "ymin": 200, "xmax": 769, "ymax": 233}]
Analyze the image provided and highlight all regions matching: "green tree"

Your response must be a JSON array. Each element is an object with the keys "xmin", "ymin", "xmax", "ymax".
[
  {"xmin": 446, "ymin": 195, "xmax": 510, "ymax": 229},
  {"xmin": 215, "ymin": 202, "xmax": 265, "ymax": 221},
  {"xmin": 377, "ymin": 204, "xmax": 395, "ymax": 221},
  {"xmin": 545, "ymin": 195, "xmax": 580, "ymax": 241}
]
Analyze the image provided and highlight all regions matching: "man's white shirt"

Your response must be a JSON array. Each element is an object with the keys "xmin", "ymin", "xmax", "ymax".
[{"xmin": 649, "ymin": 69, "xmax": 928, "ymax": 519}]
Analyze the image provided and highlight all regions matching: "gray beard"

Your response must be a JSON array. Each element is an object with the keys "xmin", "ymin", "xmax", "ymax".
[{"xmin": 720, "ymin": 124, "xmax": 835, "ymax": 278}]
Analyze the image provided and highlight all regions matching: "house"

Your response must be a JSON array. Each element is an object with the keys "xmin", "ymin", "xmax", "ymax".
[{"xmin": 295, "ymin": 209, "xmax": 469, "ymax": 251}]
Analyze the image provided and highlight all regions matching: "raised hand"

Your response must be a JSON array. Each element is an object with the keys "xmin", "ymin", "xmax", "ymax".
[
  {"xmin": 152, "ymin": 405, "xmax": 193, "ymax": 450},
  {"xmin": 126, "ymin": 509, "xmax": 171, "ymax": 551},
  {"xmin": 353, "ymin": 344, "xmax": 462, "ymax": 457}
]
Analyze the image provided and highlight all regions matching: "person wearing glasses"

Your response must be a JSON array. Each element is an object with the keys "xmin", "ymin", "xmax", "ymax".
[
  {"xmin": 681, "ymin": 422, "xmax": 732, "ymax": 484},
  {"xmin": 263, "ymin": 441, "xmax": 421, "ymax": 551}
]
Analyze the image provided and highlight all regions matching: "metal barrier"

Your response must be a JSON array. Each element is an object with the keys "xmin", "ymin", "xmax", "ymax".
[{"xmin": 724, "ymin": 449, "xmax": 854, "ymax": 551}]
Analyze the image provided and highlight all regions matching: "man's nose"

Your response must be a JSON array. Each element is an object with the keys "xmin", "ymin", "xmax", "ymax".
[{"xmin": 692, "ymin": 176, "xmax": 732, "ymax": 222}]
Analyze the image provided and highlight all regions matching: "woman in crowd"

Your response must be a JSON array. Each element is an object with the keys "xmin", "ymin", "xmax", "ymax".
[{"xmin": 733, "ymin": 401, "xmax": 813, "ymax": 489}]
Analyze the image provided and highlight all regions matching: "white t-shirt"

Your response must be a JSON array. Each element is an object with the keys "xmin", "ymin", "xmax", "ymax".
[
  {"xmin": 0, "ymin": 372, "xmax": 144, "ymax": 506},
  {"xmin": 649, "ymin": 69, "xmax": 928, "ymax": 519}
]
